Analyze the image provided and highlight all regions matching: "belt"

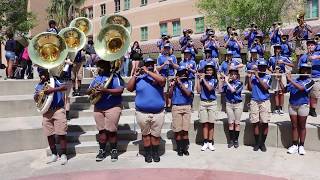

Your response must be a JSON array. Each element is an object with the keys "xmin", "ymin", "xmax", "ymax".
[
  {"xmin": 227, "ymin": 101, "xmax": 242, "ymax": 104},
  {"xmin": 173, "ymin": 104, "xmax": 191, "ymax": 106},
  {"xmin": 201, "ymin": 99, "xmax": 215, "ymax": 102},
  {"xmin": 48, "ymin": 106, "xmax": 63, "ymax": 111}
]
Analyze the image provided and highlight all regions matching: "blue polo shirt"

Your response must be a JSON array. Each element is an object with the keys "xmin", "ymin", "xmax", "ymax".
[
  {"xmin": 298, "ymin": 51, "xmax": 320, "ymax": 78},
  {"xmin": 250, "ymin": 44, "xmax": 264, "ymax": 57},
  {"xmin": 269, "ymin": 29, "xmax": 281, "ymax": 45},
  {"xmin": 245, "ymin": 31, "xmax": 258, "ymax": 48},
  {"xmin": 285, "ymin": 77, "xmax": 314, "ymax": 106},
  {"xmin": 172, "ymin": 79, "xmax": 193, "ymax": 105},
  {"xmin": 35, "ymin": 79, "xmax": 64, "ymax": 109},
  {"xmin": 219, "ymin": 59, "xmax": 240, "ymax": 75},
  {"xmin": 179, "ymin": 60, "xmax": 196, "ymax": 79},
  {"xmin": 293, "ymin": 25, "xmax": 309, "ymax": 40},
  {"xmin": 246, "ymin": 59, "xmax": 258, "ymax": 71},
  {"xmin": 135, "ymin": 74, "xmax": 165, "ymax": 113},
  {"xmin": 89, "ymin": 74, "xmax": 124, "ymax": 110},
  {"xmin": 206, "ymin": 41, "xmax": 219, "ymax": 58},
  {"xmin": 268, "ymin": 56, "xmax": 292, "ymax": 73},
  {"xmin": 198, "ymin": 59, "xmax": 219, "ymax": 72},
  {"xmin": 226, "ymin": 39, "xmax": 241, "ymax": 58},
  {"xmin": 280, "ymin": 42, "xmax": 292, "ymax": 57},
  {"xmin": 315, "ymin": 44, "xmax": 320, "ymax": 52},
  {"xmin": 179, "ymin": 36, "xmax": 189, "ymax": 47},
  {"xmin": 223, "ymin": 80, "xmax": 243, "ymax": 103},
  {"xmin": 200, "ymin": 77, "xmax": 218, "ymax": 101},
  {"xmin": 157, "ymin": 54, "xmax": 178, "ymax": 77},
  {"xmin": 224, "ymin": 34, "xmax": 230, "ymax": 42},
  {"xmin": 251, "ymin": 74, "xmax": 271, "ymax": 101}
]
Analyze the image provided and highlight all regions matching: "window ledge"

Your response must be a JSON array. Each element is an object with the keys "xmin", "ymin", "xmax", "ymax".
[
  {"xmin": 123, "ymin": 8, "xmax": 130, "ymax": 11},
  {"xmin": 140, "ymin": 4, "xmax": 147, "ymax": 7},
  {"xmin": 114, "ymin": 10, "xmax": 120, "ymax": 13},
  {"xmin": 305, "ymin": 17, "xmax": 319, "ymax": 21}
]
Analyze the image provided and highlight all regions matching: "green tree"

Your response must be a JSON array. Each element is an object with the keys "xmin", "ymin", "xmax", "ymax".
[
  {"xmin": 197, "ymin": 0, "xmax": 305, "ymax": 34},
  {"xmin": 47, "ymin": 0, "xmax": 86, "ymax": 28},
  {"xmin": 0, "ymin": 0, "xmax": 36, "ymax": 42}
]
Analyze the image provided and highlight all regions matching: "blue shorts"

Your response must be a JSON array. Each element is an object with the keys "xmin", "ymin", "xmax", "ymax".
[{"xmin": 5, "ymin": 51, "xmax": 16, "ymax": 61}]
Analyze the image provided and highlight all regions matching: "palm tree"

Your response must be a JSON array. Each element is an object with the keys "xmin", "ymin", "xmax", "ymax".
[{"xmin": 47, "ymin": 0, "xmax": 85, "ymax": 28}]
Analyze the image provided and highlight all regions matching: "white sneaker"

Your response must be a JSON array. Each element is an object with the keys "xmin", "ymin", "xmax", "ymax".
[
  {"xmin": 207, "ymin": 143, "xmax": 216, "ymax": 151},
  {"xmin": 298, "ymin": 146, "xmax": 306, "ymax": 155},
  {"xmin": 287, "ymin": 145, "xmax": 298, "ymax": 154},
  {"xmin": 273, "ymin": 110, "xmax": 279, "ymax": 114},
  {"xmin": 201, "ymin": 142, "xmax": 208, "ymax": 151},
  {"xmin": 278, "ymin": 109, "xmax": 284, "ymax": 115},
  {"xmin": 60, "ymin": 154, "xmax": 68, "ymax": 165},
  {"xmin": 46, "ymin": 154, "xmax": 58, "ymax": 164}
]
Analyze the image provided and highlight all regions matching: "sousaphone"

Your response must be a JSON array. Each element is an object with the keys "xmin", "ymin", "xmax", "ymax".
[
  {"xmin": 28, "ymin": 32, "xmax": 68, "ymax": 114},
  {"xmin": 101, "ymin": 15, "xmax": 132, "ymax": 34},
  {"xmin": 70, "ymin": 17, "xmax": 93, "ymax": 36}
]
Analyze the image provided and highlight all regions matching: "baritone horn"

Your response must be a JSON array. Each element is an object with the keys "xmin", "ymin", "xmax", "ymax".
[
  {"xmin": 70, "ymin": 17, "xmax": 93, "ymax": 36},
  {"xmin": 94, "ymin": 24, "xmax": 131, "ymax": 61}
]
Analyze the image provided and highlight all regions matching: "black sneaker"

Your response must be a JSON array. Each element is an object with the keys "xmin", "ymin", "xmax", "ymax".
[
  {"xmin": 309, "ymin": 110, "xmax": 317, "ymax": 117},
  {"xmin": 183, "ymin": 149, "xmax": 190, "ymax": 156},
  {"xmin": 110, "ymin": 149, "xmax": 118, "ymax": 162},
  {"xmin": 233, "ymin": 141, "xmax": 239, "ymax": 148},
  {"xmin": 253, "ymin": 144, "xmax": 260, "ymax": 151},
  {"xmin": 260, "ymin": 144, "xmax": 267, "ymax": 152},
  {"xmin": 152, "ymin": 150, "xmax": 160, "ymax": 162},
  {"xmin": 145, "ymin": 154, "xmax": 152, "ymax": 163},
  {"xmin": 228, "ymin": 140, "xmax": 234, "ymax": 148},
  {"xmin": 96, "ymin": 149, "xmax": 106, "ymax": 162}
]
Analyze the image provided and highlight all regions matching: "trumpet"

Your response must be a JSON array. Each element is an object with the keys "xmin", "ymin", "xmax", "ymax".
[
  {"xmin": 281, "ymin": 36, "xmax": 287, "ymax": 42},
  {"xmin": 186, "ymin": 29, "xmax": 193, "ymax": 36}
]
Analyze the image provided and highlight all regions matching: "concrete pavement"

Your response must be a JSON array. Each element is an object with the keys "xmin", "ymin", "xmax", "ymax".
[{"xmin": 1, "ymin": 144, "xmax": 320, "ymax": 180}]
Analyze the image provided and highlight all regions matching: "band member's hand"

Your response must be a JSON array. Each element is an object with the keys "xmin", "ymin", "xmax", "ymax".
[
  {"xmin": 224, "ymin": 75, "xmax": 229, "ymax": 82},
  {"xmin": 134, "ymin": 68, "xmax": 141, "ymax": 77},
  {"xmin": 254, "ymin": 70, "xmax": 259, "ymax": 77},
  {"xmin": 168, "ymin": 58, "xmax": 173, "ymax": 64},
  {"xmin": 176, "ymin": 77, "xmax": 182, "ymax": 84},
  {"xmin": 164, "ymin": 60, "xmax": 170, "ymax": 65},
  {"xmin": 169, "ymin": 80, "xmax": 175, "ymax": 87},
  {"xmin": 141, "ymin": 66, "xmax": 148, "ymax": 73},
  {"xmin": 44, "ymin": 87, "xmax": 54, "ymax": 95}
]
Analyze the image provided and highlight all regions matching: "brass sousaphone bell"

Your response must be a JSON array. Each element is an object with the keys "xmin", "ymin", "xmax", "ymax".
[
  {"xmin": 70, "ymin": 17, "xmax": 93, "ymax": 36},
  {"xmin": 101, "ymin": 14, "xmax": 132, "ymax": 34}
]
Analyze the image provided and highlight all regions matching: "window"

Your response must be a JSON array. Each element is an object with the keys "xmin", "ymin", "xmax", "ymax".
[
  {"xmin": 160, "ymin": 23, "xmax": 167, "ymax": 36},
  {"xmin": 100, "ymin": 4, "xmax": 106, "ymax": 16},
  {"xmin": 141, "ymin": 26, "xmax": 148, "ymax": 41},
  {"xmin": 305, "ymin": 0, "xmax": 319, "ymax": 19},
  {"xmin": 141, "ymin": 0, "xmax": 148, "ymax": 6},
  {"xmin": 124, "ymin": 0, "xmax": 130, "ymax": 10},
  {"xmin": 195, "ymin": 17, "xmax": 204, "ymax": 33},
  {"xmin": 172, "ymin": 21, "xmax": 181, "ymax": 36},
  {"xmin": 88, "ymin": 7, "xmax": 93, "ymax": 19},
  {"xmin": 115, "ymin": 0, "xmax": 120, "ymax": 12}
]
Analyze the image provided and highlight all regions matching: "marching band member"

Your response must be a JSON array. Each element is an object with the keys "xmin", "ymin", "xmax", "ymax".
[
  {"xmin": 268, "ymin": 44, "xmax": 294, "ymax": 115},
  {"xmin": 298, "ymin": 39, "xmax": 320, "ymax": 117},
  {"xmin": 179, "ymin": 49, "xmax": 197, "ymax": 90},
  {"xmin": 224, "ymin": 26, "xmax": 234, "ymax": 43},
  {"xmin": 200, "ymin": 27, "xmax": 215, "ymax": 46},
  {"xmin": 247, "ymin": 59, "xmax": 272, "ymax": 152},
  {"xmin": 279, "ymin": 63, "xmax": 314, "ymax": 155},
  {"xmin": 181, "ymin": 39, "xmax": 198, "ymax": 60},
  {"xmin": 127, "ymin": 58, "xmax": 166, "ymax": 163},
  {"xmin": 244, "ymin": 23, "xmax": 260, "ymax": 50},
  {"xmin": 169, "ymin": 66, "xmax": 193, "ymax": 156},
  {"xmin": 157, "ymin": 43, "xmax": 179, "ymax": 111},
  {"xmin": 224, "ymin": 29, "xmax": 243, "ymax": 63},
  {"xmin": 220, "ymin": 51, "xmax": 244, "ymax": 75},
  {"xmin": 204, "ymin": 31, "xmax": 219, "ymax": 61},
  {"xmin": 269, "ymin": 22, "xmax": 283, "ymax": 56},
  {"xmin": 292, "ymin": 13, "xmax": 313, "ymax": 57},
  {"xmin": 72, "ymin": 49, "xmax": 86, "ymax": 96},
  {"xmin": 280, "ymin": 34, "xmax": 293, "ymax": 60},
  {"xmin": 157, "ymin": 33, "xmax": 173, "ymax": 54},
  {"xmin": 87, "ymin": 60, "xmax": 124, "ymax": 162},
  {"xmin": 220, "ymin": 66, "xmax": 243, "ymax": 148},
  {"xmin": 196, "ymin": 63, "xmax": 219, "ymax": 151},
  {"xmin": 249, "ymin": 34, "xmax": 265, "ymax": 58},
  {"xmin": 314, "ymin": 32, "xmax": 320, "ymax": 52},
  {"xmin": 179, "ymin": 29, "xmax": 192, "ymax": 48},
  {"xmin": 34, "ymin": 69, "xmax": 68, "ymax": 165},
  {"xmin": 198, "ymin": 48, "xmax": 219, "ymax": 73}
]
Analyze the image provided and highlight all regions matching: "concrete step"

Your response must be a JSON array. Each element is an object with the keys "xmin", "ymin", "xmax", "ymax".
[
  {"xmin": 1, "ymin": 112, "xmax": 320, "ymax": 154},
  {"xmin": 46, "ymin": 138, "xmax": 174, "ymax": 156}
]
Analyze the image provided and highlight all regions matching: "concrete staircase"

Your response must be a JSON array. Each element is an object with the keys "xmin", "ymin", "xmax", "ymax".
[{"xmin": 0, "ymin": 78, "xmax": 320, "ymax": 156}]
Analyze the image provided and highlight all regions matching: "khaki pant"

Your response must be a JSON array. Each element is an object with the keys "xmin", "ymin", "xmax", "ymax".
[
  {"xmin": 42, "ymin": 108, "xmax": 67, "ymax": 136},
  {"xmin": 171, "ymin": 105, "xmax": 191, "ymax": 132},
  {"xmin": 136, "ymin": 110, "xmax": 165, "ymax": 137},
  {"xmin": 288, "ymin": 104, "xmax": 309, "ymax": 116},
  {"xmin": 249, "ymin": 100, "xmax": 271, "ymax": 123},
  {"xmin": 94, "ymin": 105, "xmax": 122, "ymax": 131},
  {"xmin": 199, "ymin": 100, "xmax": 218, "ymax": 123},
  {"xmin": 226, "ymin": 102, "xmax": 243, "ymax": 124},
  {"xmin": 311, "ymin": 78, "xmax": 320, "ymax": 99},
  {"xmin": 72, "ymin": 62, "xmax": 83, "ymax": 80}
]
